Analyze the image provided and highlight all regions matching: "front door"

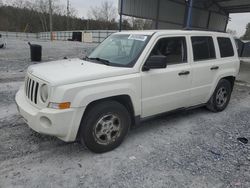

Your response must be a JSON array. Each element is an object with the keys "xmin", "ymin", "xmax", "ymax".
[{"xmin": 141, "ymin": 36, "xmax": 193, "ymax": 118}]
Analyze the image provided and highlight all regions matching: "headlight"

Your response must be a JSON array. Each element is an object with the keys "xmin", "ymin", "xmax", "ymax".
[{"xmin": 40, "ymin": 84, "xmax": 48, "ymax": 103}]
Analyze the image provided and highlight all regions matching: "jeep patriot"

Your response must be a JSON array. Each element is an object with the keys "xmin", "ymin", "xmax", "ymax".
[{"xmin": 16, "ymin": 30, "xmax": 240, "ymax": 153}]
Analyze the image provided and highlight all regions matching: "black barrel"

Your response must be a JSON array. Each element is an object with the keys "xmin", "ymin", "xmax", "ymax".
[
  {"xmin": 72, "ymin": 32, "xmax": 82, "ymax": 42},
  {"xmin": 28, "ymin": 42, "xmax": 42, "ymax": 62}
]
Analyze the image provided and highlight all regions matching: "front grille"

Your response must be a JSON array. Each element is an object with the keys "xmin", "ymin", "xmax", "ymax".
[{"xmin": 25, "ymin": 77, "xmax": 40, "ymax": 104}]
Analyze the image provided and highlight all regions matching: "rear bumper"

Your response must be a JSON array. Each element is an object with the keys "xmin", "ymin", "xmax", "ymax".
[{"xmin": 15, "ymin": 88, "xmax": 85, "ymax": 142}]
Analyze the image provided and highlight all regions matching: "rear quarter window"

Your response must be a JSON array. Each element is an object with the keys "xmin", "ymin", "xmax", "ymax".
[
  {"xmin": 191, "ymin": 36, "xmax": 216, "ymax": 61},
  {"xmin": 217, "ymin": 37, "xmax": 234, "ymax": 58}
]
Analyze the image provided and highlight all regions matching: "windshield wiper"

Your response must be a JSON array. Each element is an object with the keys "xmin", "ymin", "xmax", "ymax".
[{"xmin": 86, "ymin": 57, "xmax": 111, "ymax": 66}]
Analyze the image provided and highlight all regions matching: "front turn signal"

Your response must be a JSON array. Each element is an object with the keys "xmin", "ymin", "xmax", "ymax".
[{"xmin": 49, "ymin": 102, "xmax": 71, "ymax": 109}]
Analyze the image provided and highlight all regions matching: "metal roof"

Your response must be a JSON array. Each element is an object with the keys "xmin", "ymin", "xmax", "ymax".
[
  {"xmin": 198, "ymin": 0, "xmax": 250, "ymax": 13},
  {"xmin": 118, "ymin": 0, "xmax": 250, "ymax": 31}
]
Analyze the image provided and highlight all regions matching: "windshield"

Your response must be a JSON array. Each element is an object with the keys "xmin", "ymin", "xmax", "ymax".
[{"xmin": 88, "ymin": 34, "xmax": 151, "ymax": 67}]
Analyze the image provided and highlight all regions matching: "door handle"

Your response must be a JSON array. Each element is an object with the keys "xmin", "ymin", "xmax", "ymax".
[
  {"xmin": 178, "ymin": 71, "xmax": 190, "ymax": 76},
  {"xmin": 210, "ymin": 66, "xmax": 219, "ymax": 70}
]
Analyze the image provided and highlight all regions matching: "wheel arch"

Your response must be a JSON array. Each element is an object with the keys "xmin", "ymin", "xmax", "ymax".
[
  {"xmin": 222, "ymin": 76, "xmax": 235, "ymax": 88},
  {"xmin": 85, "ymin": 95, "xmax": 135, "ymax": 120},
  {"xmin": 76, "ymin": 95, "xmax": 137, "ymax": 140},
  {"xmin": 208, "ymin": 74, "xmax": 236, "ymax": 101}
]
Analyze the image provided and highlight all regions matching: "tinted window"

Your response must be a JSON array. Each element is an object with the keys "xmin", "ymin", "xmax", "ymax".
[
  {"xmin": 217, "ymin": 37, "xmax": 234, "ymax": 57},
  {"xmin": 191, "ymin": 36, "xmax": 216, "ymax": 61},
  {"xmin": 150, "ymin": 37, "xmax": 187, "ymax": 65}
]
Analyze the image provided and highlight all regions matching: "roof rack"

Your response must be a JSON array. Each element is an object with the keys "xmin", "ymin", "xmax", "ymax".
[{"xmin": 182, "ymin": 27, "xmax": 227, "ymax": 33}]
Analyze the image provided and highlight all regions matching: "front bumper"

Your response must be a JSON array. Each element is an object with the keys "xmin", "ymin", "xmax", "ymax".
[{"xmin": 15, "ymin": 88, "xmax": 85, "ymax": 142}]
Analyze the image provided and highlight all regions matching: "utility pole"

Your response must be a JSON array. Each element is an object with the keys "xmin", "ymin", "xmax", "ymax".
[
  {"xmin": 67, "ymin": 0, "xmax": 70, "ymax": 30},
  {"xmin": 49, "ymin": 0, "xmax": 53, "ymax": 41},
  {"xmin": 119, "ymin": 0, "xmax": 124, "ymax": 32}
]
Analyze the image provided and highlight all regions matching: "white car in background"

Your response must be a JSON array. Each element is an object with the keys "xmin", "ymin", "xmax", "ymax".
[{"xmin": 16, "ymin": 30, "xmax": 240, "ymax": 153}]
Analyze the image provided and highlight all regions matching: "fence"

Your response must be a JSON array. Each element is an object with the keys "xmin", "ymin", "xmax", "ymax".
[
  {"xmin": 0, "ymin": 30, "xmax": 117, "ymax": 43},
  {"xmin": 39, "ymin": 30, "xmax": 117, "ymax": 43},
  {"xmin": 0, "ymin": 31, "xmax": 38, "ymax": 39}
]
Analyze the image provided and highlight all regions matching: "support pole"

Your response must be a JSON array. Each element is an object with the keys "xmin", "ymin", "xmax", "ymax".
[
  {"xmin": 206, "ymin": 11, "xmax": 211, "ymax": 29},
  {"xmin": 186, "ymin": 0, "xmax": 193, "ymax": 30},
  {"xmin": 119, "ymin": 0, "xmax": 124, "ymax": 32},
  {"xmin": 49, "ymin": 0, "xmax": 53, "ymax": 41},
  {"xmin": 155, "ymin": 0, "xmax": 160, "ymax": 29},
  {"xmin": 224, "ymin": 14, "xmax": 230, "ymax": 32}
]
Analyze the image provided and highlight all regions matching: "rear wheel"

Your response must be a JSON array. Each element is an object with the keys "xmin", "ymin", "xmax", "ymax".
[
  {"xmin": 206, "ymin": 79, "xmax": 232, "ymax": 112},
  {"xmin": 79, "ymin": 101, "xmax": 131, "ymax": 153}
]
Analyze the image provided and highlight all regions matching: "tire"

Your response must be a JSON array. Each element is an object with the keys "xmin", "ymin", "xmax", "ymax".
[
  {"xmin": 79, "ymin": 100, "xmax": 131, "ymax": 153},
  {"xmin": 206, "ymin": 79, "xmax": 232, "ymax": 112}
]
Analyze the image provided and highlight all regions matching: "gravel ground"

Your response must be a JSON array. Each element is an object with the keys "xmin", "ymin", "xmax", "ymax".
[
  {"xmin": 0, "ymin": 39, "xmax": 250, "ymax": 188},
  {"xmin": 0, "ymin": 38, "xmax": 96, "ymax": 82}
]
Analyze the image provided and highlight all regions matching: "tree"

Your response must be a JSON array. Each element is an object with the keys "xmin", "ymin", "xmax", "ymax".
[
  {"xmin": 0, "ymin": 0, "xmax": 153, "ymax": 32},
  {"xmin": 0, "ymin": 0, "xmax": 81, "ymax": 32},
  {"xmin": 242, "ymin": 23, "xmax": 250, "ymax": 40},
  {"xmin": 35, "ymin": 0, "xmax": 50, "ymax": 31},
  {"xmin": 88, "ymin": 1, "xmax": 117, "ymax": 22},
  {"xmin": 130, "ymin": 17, "xmax": 152, "ymax": 30},
  {"xmin": 227, "ymin": 29, "xmax": 237, "ymax": 37},
  {"xmin": 32, "ymin": 0, "xmax": 66, "ymax": 32}
]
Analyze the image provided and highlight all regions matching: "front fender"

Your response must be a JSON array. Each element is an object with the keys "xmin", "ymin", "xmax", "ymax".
[
  {"xmin": 51, "ymin": 75, "xmax": 142, "ymax": 116},
  {"xmin": 72, "ymin": 82, "xmax": 141, "ymax": 116}
]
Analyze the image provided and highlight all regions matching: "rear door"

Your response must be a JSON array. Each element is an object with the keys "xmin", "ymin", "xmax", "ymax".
[
  {"xmin": 189, "ymin": 35, "xmax": 218, "ymax": 105},
  {"xmin": 215, "ymin": 36, "xmax": 239, "ymax": 84},
  {"xmin": 141, "ymin": 36, "xmax": 193, "ymax": 118}
]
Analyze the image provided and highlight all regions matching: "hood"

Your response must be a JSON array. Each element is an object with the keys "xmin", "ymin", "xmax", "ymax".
[{"xmin": 28, "ymin": 58, "xmax": 134, "ymax": 86}]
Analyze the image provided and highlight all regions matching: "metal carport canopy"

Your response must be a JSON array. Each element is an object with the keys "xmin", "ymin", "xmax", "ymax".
[
  {"xmin": 119, "ymin": 0, "xmax": 250, "ymax": 31},
  {"xmin": 217, "ymin": 0, "xmax": 250, "ymax": 13}
]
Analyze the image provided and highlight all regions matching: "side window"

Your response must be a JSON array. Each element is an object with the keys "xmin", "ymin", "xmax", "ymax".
[
  {"xmin": 150, "ymin": 37, "xmax": 187, "ymax": 65},
  {"xmin": 217, "ymin": 37, "xmax": 234, "ymax": 58},
  {"xmin": 191, "ymin": 36, "xmax": 216, "ymax": 61}
]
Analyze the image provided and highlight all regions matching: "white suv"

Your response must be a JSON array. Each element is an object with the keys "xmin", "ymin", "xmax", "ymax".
[{"xmin": 16, "ymin": 30, "xmax": 240, "ymax": 153}]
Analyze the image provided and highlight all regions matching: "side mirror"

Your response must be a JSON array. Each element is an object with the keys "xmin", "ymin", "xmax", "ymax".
[{"xmin": 143, "ymin": 55, "xmax": 168, "ymax": 71}]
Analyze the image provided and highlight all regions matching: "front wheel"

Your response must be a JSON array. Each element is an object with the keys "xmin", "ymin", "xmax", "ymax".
[
  {"xmin": 79, "ymin": 101, "xmax": 131, "ymax": 153},
  {"xmin": 206, "ymin": 79, "xmax": 232, "ymax": 112}
]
